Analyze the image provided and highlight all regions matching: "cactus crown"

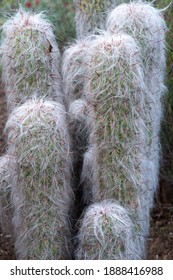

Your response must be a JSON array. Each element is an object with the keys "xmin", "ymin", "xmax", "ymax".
[
  {"xmin": 1, "ymin": 8, "xmax": 62, "ymax": 111},
  {"xmin": 75, "ymin": 200, "xmax": 139, "ymax": 259}
]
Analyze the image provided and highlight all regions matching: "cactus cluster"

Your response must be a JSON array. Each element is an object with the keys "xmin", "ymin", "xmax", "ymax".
[
  {"xmin": 63, "ymin": 32, "xmax": 149, "ymax": 259},
  {"xmin": 0, "ymin": 1, "xmax": 167, "ymax": 260},
  {"xmin": 0, "ymin": 9, "xmax": 73, "ymax": 259},
  {"xmin": 63, "ymin": 1, "xmax": 167, "ymax": 259}
]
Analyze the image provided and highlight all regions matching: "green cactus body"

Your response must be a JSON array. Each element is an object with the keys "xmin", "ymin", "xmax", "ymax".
[
  {"xmin": 1, "ymin": 9, "xmax": 62, "ymax": 112},
  {"xmin": 5, "ymin": 99, "xmax": 73, "ymax": 259},
  {"xmin": 74, "ymin": 0, "xmax": 129, "ymax": 38},
  {"xmin": 62, "ymin": 37, "xmax": 94, "ymax": 109},
  {"xmin": 0, "ymin": 154, "xmax": 13, "ymax": 236},
  {"xmin": 14, "ymin": 29, "xmax": 53, "ymax": 95},
  {"xmin": 91, "ymin": 58, "xmax": 135, "ymax": 206},
  {"xmin": 83, "ymin": 34, "xmax": 146, "ymax": 208},
  {"xmin": 78, "ymin": 0, "xmax": 110, "ymax": 15},
  {"xmin": 106, "ymin": 2, "xmax": 167, "ymax": 208}
]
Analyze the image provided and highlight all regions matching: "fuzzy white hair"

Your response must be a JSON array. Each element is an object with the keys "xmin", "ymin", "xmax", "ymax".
[
  {"xmin": 0, "ymin": 154, "xmax": 13, "ymax": 237},
  {"xmin": 62, "ymin": 36, "xmax": 96, "ymax": 109},
  {"xmin": 65, "ymin": 32, "xmax": 151, "ymax": 258},
  {"xmin": 73, "ymin": 0, "xmax": 128, "ymax": 39},
  {"xmin": 75, "ymin": 199, "xmax": 141, "ymax": 259},
  {"xmin": 5, "ymin": 99, "xmax": 73, "ymax": 259},
  {"xmin": 106, "ymin": 1, "xmax": 167, "ymax": 208},
  {"xmin": 0, "ymin": 8, "xmax": 62, "ymax": 113}
]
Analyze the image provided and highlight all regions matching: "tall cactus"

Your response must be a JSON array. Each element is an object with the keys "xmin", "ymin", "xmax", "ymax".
[
  {"xmin": 5, "ymin": 99, "xmax": 73, "ymax": 259},
  {"xmin": 65, "ymin": 33, "xmax": 150, "ymax": 258},
  {"xmin": 62, "ymin": 36, "xmax": 99, "ymax": 215},
  {"xmin": 106, "ymin": 2, "xmax": 167, "ymax": 208},
  {"xmin": 73, "ymin": 0, "xmax": 129, "ymax": 38},
  {"xmin": 0, "ymin": 8, "xmax": 62, "ymax": 112},
  {"xmin": 75, "ymin": 200, "xmax": 139, "ymax": 259},
  {"xmin": 0, "ymin": 154, "xmax": 13, "ymax": 237}
]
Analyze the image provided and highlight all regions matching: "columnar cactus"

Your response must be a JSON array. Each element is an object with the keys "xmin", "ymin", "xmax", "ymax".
[
  {"xmin": 75, "ymin": 200, "xmax": 139, "ymax": 259},
  {"xmin": 0, "ymin": 154, "xmax": 13, "ymax": 236},
  {"xmin": 73, "ymin": 0, "xmax": 128, "ymax": 39},
  {"xmin": 62, "ymin": 36, "xmax": 95, "ymax": 109},
  {"xmin": 68, "ymin": 33, "xmax": 146, "ymax": 202},
  {"xmin": 106, "ymin": 2, "xmax": 167, "ymax": 208},
  {"xmin": 66, "ymin": 33, "xmax": 150, "ymax": 258},
  {"xmin": 0, "ymin": 9, "xmax": 62, "ymax": 112},
  {"xmin": 5, "ymin": 99, "xmax": 73, "ymax": 259},
  {"xmin": 62, "ymin": 36, "xmax": 99, "ymax": 216}
]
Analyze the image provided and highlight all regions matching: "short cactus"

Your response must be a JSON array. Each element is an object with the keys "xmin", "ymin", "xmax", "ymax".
[
  {"xmin": 0, "ymin": 154, "xmax": 13, "ymax": 237},
  {"xmin": 75, "ymin": 200, "xmax": 139, "ymax": 259},
  {"xmin": 0, "ymin": 8, "xmax": 62, "ymax": 112},
  {"xmin": 5, "ymin": 99, "xmax": 73, "ymax": 259},
  {"xmin": 106, "ymin": 2, "xmax": 167, "ymax": 207}
]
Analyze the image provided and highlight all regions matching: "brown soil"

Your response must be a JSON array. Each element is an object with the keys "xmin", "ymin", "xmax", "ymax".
[
  {"xmin": 147, "ymin": 180, "xmax": 173, "ymax": 259},
  {"xmin": 0, "ymin": 82, "xmax": 173, "ymax": 260}
]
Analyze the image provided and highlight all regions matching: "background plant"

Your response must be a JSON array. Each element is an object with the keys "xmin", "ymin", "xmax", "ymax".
[
  {"xmin": 73, "ymin": 0, "xmax": 129, "ymax": 38},
  {"xmin": 153, "ymin": 0, "xmax": 173, "ymax": 183}
]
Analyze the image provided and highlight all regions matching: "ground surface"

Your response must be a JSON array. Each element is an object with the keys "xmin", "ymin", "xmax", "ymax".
[{"xmin": 0, "ymin": 83, "xmax": 173, "ymax": 260}]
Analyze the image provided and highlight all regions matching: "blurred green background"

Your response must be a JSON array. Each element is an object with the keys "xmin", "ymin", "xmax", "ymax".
[{"xmin": 0, "ymin": 0, "xmax": 173, "ymax": 184}]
